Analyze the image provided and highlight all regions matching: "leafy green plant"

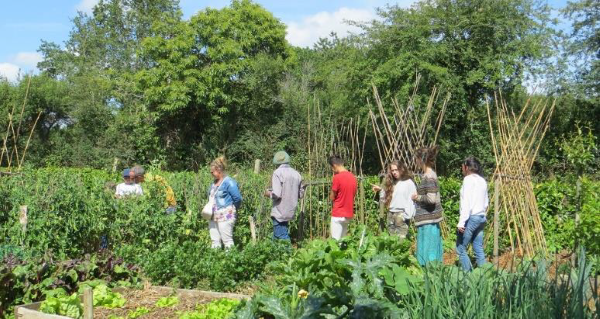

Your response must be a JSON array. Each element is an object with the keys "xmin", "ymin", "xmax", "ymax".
[
  {"xmin": 92, "ymin": 284, "xmax": 126, "ymax": 308},
  {"xmin": 155, "ymin": 295, "xmax": 179, "ymax": 308},
  {"xmin": 127, "ymin": 306, "xmax": 150, "ymax": 319},
  {"xmin": 179, "ymin": 298, "xmax": 240, "ymax": 319},
  {"xmin": 39, "ymin": 292, "xmax": 83, "ymax": 318}
]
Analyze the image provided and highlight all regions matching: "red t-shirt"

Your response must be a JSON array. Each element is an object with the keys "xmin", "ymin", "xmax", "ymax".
[{"xmin": 331, "ymin": 170, "xmax": 358, "ymax": 218}]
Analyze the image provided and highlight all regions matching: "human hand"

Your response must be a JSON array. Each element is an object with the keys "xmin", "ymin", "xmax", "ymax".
[
  {"xmin": 264, "ymin": 190, "xmax": 271, "ymax": 198},
  {"xmin": 458, "ymin": 226, "xmax": 465, "ymax": 233},
  {"xmin": 371, "ymin": 185, "xmax": 382, "ymax": 192},
  {"xmin": 411, "ymin": 193, "xmax": 418, "ymax": 201}
]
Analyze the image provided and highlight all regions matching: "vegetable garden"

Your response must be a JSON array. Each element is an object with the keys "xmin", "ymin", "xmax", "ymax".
[{"xmin": 1, "ymin": 167, "xmax": 598, "ymax": 318}]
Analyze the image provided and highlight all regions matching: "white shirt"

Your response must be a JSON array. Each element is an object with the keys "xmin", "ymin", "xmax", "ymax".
[
  {"xmin": 458, "ymin": 174, "xmax": 489, "ymax": 228},
  {"xmin": 115, "ymin": 183, "xmax": 143, "ymax": 197},
  {"xmin": 382, "ymin": 179, "xmax": 417, "ymax": 220}
]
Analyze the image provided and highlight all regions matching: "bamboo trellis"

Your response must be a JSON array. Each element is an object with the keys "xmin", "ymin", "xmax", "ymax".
[
  {"xmin": 368, "ymin": 76, "xmax": 450, "ymax": 175},
  {"xmin": 1, "ymin": 77, "xmax": 41, "ymax": 173},
  {"xmin": 368, "ymin": 78, "xmax": 451, "ymax": 236},
  {"xmin": 487, "ymin": 92, "xmax": 555, "ymax": 257},
  {"xmin": 252, "ymin": 98, "xmax": 368, "ymax": 241}
]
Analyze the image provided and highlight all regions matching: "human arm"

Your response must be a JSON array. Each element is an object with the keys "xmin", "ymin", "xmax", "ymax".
[
  {"xmin": 269, "ymin": 172, "xmax": 282, "ymax": 200},
  {"xmin": 228, "ymin": 179, "xmax": 243, "ymax": 209},
  {"xmin": 457, "ymin": 178, "xmax": 472, "ymax": 229},
  {"xmin": 330, "ymin": 175, "xmax": 339, "ymax": 202},
  {"xmin": 299, "ymin": 178, "xmax": 306, "ymax": 199},
  {"xmin": 115, "ymin": 184, "xmax": 123, "ymax": 198},
  {"xmin": 411, "ymin": 177, "xmax": 438, "ymax": 204},
  {"xmin": 404, "ymin": 181, "xmax": 417, "ymax": 220}
]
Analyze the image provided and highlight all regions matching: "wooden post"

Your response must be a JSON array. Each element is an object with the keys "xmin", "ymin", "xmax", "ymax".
[
  {"xmin": 112, "ymin": 157, "xmax": 119, "ymax": 173},
  {"xmin": 298, "ymin": 195, "xmax": 306, "ymax": 242},
  {"xmin": 19, "ymin": 205, "xmax": 27, "ymax": 232},
  {"xmin": 249, "ymin": 216, "xmax": 257, "ymax": 243},
  {"xmin": 254, "ymin": 159, "xmax": 261, "ymax": 174},
  {"xmin": 378, "ymin": 198, "xmax": 385, "ymax": 234},
  {"xmin": 83, "ymin": 287, "xmax": 93, "ymax": 319},
  {"xmin": 359, "ymin": 178, "xmax": 365, "ymax": 224},
  {"xmin": 493, "ymin": 178, "xmax": 500, "ymax": 266}
]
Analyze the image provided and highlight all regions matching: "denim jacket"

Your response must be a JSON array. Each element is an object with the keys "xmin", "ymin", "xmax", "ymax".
[{"xmin": 208, "ymin": 176, "xmax": 242, "ymax": 210}]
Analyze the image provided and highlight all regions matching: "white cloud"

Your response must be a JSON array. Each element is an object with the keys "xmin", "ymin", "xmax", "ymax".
[
  {"xmin": 286, "ymin": 7, "xmax": 376, "ymax": 48},
  {"xmin": 13, "ymin": 52, "xmax": 43, "ymax": 69},
  {"xmin": 76, "ymin": 0, "xmax": 100, "ymax": 14},
  {"xmin": 0, "ymin": 63, "xmax": 21, "ymax": 82}
]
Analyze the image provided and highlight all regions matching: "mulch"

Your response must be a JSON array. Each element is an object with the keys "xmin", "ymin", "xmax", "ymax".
[{"xmin": 94, "ymin": 287, "xmax": 223, "ymax": 319}]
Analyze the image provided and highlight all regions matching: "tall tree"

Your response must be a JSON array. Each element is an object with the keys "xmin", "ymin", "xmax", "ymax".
[{"xmin": 136, "ymin": 0, "xmax": 291, "ymax": 167}]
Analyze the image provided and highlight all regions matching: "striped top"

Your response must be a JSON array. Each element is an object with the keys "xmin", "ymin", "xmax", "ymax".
[{"xmin": 413, "ymin": 169, "xmax": 444, "ymax": 226}]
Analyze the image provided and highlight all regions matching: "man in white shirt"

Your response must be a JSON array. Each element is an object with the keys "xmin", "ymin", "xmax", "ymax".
[
  {"xmin": 115, "ymin": 168, "xmax": 143, "ymax": 198},
  {"xmin": 456, "ymin": 157, "xmax": 489, "ymax": 271}
]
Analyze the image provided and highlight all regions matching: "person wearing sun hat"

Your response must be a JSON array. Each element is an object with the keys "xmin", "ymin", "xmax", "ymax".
[{"xmin": 264, "ymin": 151, "xmax": 305, "ymax": 240}]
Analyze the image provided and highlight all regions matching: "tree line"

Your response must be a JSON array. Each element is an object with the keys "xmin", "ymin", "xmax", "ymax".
[{"xmin": 0, "ymin": 0, "xmax": 597, "ymax": 176}]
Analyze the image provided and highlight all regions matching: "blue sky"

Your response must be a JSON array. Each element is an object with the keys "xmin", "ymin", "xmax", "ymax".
[{"xmin": 0, "ymin": 0, "xmax": 571, "ymax": 81}]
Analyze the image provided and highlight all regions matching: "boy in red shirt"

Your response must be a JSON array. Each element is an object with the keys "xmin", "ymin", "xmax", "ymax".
[{"xmin": 328, "ymin": 155, "xmax": 358, "ymax": 240}]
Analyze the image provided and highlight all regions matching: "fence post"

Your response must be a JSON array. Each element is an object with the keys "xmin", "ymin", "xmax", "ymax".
[
  {"xmin": 112, "ymin": 157, "xmax": 119, "ymax": 173},
  {"xmin": 19, "ymin": 205, "xmax": 27, "ymax": 232},
  {"xmin": 359, "ymin": 177, "xmax": 365, "ymax": 224},
  {"xmin": 249, "ymin": 216, "xmax": 257, "ymax": 243},
  {"xmin": 83, "ymin": 287, "xmax": 93, "ymax": 319},
  {"xmin": 254, "ymin": 159, "xmax": 261, "ymax": 174},
  {"xmin": 493, "ymin": 178, "xmax": 500, "ymax": 266}
]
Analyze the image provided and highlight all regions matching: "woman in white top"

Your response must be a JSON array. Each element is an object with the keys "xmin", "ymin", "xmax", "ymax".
[
  {"xmin": 456, "ymin": 156, "xmax": 489, "ymax": 271},
  {"xmin": 372, "ymin": 161, "xmax": 416, "ymax": 239}
]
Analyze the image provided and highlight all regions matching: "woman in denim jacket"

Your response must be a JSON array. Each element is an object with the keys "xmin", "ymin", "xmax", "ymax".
[{"xmin": 207, "ymin": 156, "xmax": 242, "ymax": 248}]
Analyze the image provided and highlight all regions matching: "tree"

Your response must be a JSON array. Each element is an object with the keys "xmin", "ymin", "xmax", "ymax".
[{"xmin": 136, "ymin": 0, "xmax": 291, "ymax": 167}]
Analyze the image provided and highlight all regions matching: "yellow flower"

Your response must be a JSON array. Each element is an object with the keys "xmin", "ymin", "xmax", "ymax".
[{"xmin": 297, "ymin": 289, "xmax": 309, "ymax": 299}]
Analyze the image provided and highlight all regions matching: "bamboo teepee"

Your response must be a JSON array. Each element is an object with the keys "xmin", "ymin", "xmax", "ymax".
[
  {"xmin": 1, "ymin": 77, "xmax": 41, "ymax": 173},
  {"xmin": 487, "ymin": 93, "xmax": 555, "ymax": 257},
  {"xmin": 368, "ymin": 75, "xmax": 450, "ymax": 174}
]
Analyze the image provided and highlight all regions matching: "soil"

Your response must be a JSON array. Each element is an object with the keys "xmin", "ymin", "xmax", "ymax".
[{"xmin": 94, "ymin": 286, "xmax": 231, "ymax": 319}]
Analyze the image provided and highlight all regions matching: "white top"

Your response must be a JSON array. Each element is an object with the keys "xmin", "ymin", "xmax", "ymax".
[
  {"xmin": 115, "ymin": 183, "xmax": 143, "ymax": 197},
  {"xmin": 381, "ymin": 179, "xmax": 417, "ymax": 220},
  {"xmin": 458, "ymin": 174, "xmax": 489, "ymax": 228}
]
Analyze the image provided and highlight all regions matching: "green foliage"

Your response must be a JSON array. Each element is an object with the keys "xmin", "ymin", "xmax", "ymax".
[
  {"xmin": 39, "ymin": 292, "xmax": 83, "ymax": 319},
  {"xmin": 560, "ymin": 125, "xmax": 598, "ymax": 175},
  {"xmin": 127, "ymin": 306, "xmax": 150, "ymax": 319},
  {"xmin": 178, "ymin": 298, "xmax": 240, "ymax": 319},
  {"xmin": 140, "ymin": 239, "xmax": 292, "ymax": 292},
  {"xmin": 237, "ymin": 231, "xmax": 420, "ymax": 318},
  {"xmin": 0, "ymin": 250, "xmax": 139, "ymax": 318},
  {"xmin": 577, "ymin": 177, "xmax": 600, "ymax": 254},
  {"xmin": 402, "ymin": 250, "xmax": 598, "ymax": 318},
  {"xmin": 92, "ymin": 284, "xmax": 127, "ymax": 308},
  {"xmin": 238, "ymin": 237, "xmax": 599, "ymax": 318},
  {"xmin": 155, "ymin": 295, "xmax": 179, "ymax": 308},
  {"xmin": 39, "ymin": 284, "xmax": 127, "ymax": 318}
]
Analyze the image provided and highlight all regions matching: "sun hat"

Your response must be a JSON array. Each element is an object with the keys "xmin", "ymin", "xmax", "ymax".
[{"xmin": 273, "ymin": 151, "xmax": 291, "ymax": 165}]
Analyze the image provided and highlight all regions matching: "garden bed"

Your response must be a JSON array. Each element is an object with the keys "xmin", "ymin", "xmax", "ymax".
[{"xmin": 14, "ymin": 286, "xmax": 248, "ymax": 319}]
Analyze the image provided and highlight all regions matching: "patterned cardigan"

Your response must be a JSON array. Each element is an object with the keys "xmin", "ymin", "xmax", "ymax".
[{"xmin": 413, "ymin": 170, "xmax": 444, "ymax": 227}]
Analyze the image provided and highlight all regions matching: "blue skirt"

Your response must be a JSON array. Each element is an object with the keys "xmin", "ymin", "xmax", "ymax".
[{"xmin": 416, "ymin": 223, "xmax": 443, "ymax": 266}]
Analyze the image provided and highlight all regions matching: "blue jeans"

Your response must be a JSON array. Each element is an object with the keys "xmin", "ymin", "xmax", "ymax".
[
  {"xmin": 456, "ymin": 214, "xmax": 487, "ymax": 271},
  {"xmin": 272, "ymin": 217, "xmax": 290, "ymax": 240}
]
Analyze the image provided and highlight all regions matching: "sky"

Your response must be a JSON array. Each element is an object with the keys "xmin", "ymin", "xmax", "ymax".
[{"xmin": 0, "ymin": 0, "xmax": 572, "ymax": 82}]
